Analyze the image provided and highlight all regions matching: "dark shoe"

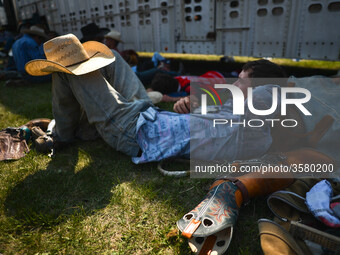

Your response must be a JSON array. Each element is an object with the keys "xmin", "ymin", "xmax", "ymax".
[
  {"xmin": 34, "ymin": 134, "xmax": 54, "ymax": 153},
  {"xmin": 31, "ymin": 126, "xmax": 70, "ymax": 155}
]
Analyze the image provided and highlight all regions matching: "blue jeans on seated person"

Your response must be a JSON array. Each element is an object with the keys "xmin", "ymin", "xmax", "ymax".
[{"xmin": 52, "ymin": 50, "xmax": 153, "ymax": 156}]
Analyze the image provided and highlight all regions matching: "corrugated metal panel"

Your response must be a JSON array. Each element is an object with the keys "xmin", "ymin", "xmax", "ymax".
[
  {"xmin": 154, "ymin": 0, "xmax": 176, "ymax": 52},
  {"xmin": 12, "ymin": 0, "xmax": 340, "ymax": 60},
  {"xmin": 0, "ymin": 7, "xmax": 8, "ymax": 25},
  {"xmin": 295, "ymin": 0, "xmax": 340, "ymax": 60},
  {"xmin": 250, "ymin": 0, "xmax": 292, "ymax": 58},
  {"xmin": 216, "ymin": 0, "xmax": 250, "ymax": 56}
]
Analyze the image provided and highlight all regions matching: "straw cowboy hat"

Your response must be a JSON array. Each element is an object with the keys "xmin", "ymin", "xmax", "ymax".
[
  {"xmin": 25, "ymin": 34, "xmax": 115, "ymax": 76},
  {"xmin": 104, "ymin": 30, "xmax": 123, "ymax": 43},
  {"xmin": 21, "ymin": 25, "xmax": 48, "ymax": 39}
]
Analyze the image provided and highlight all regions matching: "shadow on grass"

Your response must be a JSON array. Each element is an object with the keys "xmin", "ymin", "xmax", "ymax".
[
  {"xmin": 3, "ymin": 138, "xmax": 270, "ymax": 254},
  {"xmin": 4, "ymin": 140, "xmax": 144, "ymax": 225},
  {"xmin": 3, "ymin": 139, "xmax": 197, "ymax": 253},
  {"xmin": 0, "ymin": 82, "xmax": 53, "ymax": 124}
]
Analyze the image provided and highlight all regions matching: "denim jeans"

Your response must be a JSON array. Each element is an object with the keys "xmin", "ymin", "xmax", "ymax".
[
  {"xmin": 52, "ymin": 50, "xmax": 153, "ymax": 156},
  {"xmin": 134, "ymin": 68, "xmax": 179, "ymax": 87}
]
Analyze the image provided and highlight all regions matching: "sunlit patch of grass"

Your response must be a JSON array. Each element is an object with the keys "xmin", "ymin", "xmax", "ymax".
[
  {"xmin": 71, "ymin": 182, "xmax": 186, "ymax": 254},
  {"xmin": 74, "ymin": 149, "xmax": 93, "ymax": 173}
]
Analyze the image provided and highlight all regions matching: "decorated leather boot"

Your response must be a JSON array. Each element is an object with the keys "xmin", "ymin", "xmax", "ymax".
[{"xmin": 177, "ymin": 148, "xmax": 335, "ymax": 255}]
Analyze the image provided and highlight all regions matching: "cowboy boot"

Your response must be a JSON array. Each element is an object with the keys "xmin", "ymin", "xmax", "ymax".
[
  {"xmin": 234, "ymin": 148, "xmax": 335, "ymax": 204},
  {"xmin": 23, "ymin": 118, "xmax": 51, "ymax": 132},
  {"xmin": 177, "ymin": 148, "xmax": 335, "ymax": 254}
]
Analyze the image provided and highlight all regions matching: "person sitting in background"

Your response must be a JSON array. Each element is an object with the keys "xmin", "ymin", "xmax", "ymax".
[
  {"xmin": 173, "ymin": 60, "xmax": 288, "ymax": 113},
  {"xmin": 46, "ymin": 31, "xmax": 59, "ymax": 40},
  {"xmin": 80, "ymin": 23, "xmax": 109, "ymax": 43},
  {"xmin": 121, "ymin": 49, "xmax": 139, "ymax": 72},
  {"xmin": 0, "ymin": 26, "xmax": 15, "ymax": 57},
  {"xmin": 105, "ymin": 34, "xmax": 178, "ymax": 104},
  {"xmin": 119, "ymin": 49, "xmax": 177, "ymax": 103},
  {"xmin": 0, "ymin": 22, "xmax": 31, "ymax": 80},
  {"xmin": 104, "ymin": 30, "xmax": 123, "ymax": 54},
  {"xmin": 5, "ymin": 25, "xmax": 51, "ymax": 85},
  {"xmin": 148, "ymin": 70, "xmax": 226, "ymax": 102},
  {"xmin": 14, "ymin": 21, "xmax": 32, "ymax": 41},
  {"xmin": 103, "ymin": 30, "xmax": 179, "ymax": 87},
  {"xmin": 136, "ymin": 57, "xmax": 181, "ymax": 89},
  {"xmin": 119, "ymin": 49, "xmax": 181, "ymax": 88}
]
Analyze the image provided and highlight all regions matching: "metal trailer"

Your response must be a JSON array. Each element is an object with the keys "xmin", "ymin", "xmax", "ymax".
[
  {"xmin": 6, "ymin": 0, "xmax": 340, "ymax": 61},
  {"xmin": 0, "ymin": 6, "xmax": 7, "ymax": 26}
]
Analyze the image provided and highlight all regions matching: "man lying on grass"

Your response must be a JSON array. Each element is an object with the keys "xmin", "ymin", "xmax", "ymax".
[
  {"xmin": 25, "ymin": 34, "xmax": 337, "ymax": 254},
  {"xmin": 25, "ymin": 34, "xmax": 287, "ymax": 164}
]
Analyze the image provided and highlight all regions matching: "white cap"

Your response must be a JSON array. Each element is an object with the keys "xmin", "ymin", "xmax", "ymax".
[
  {"xmin": 104, "ymin": 30, "xmax": 123, "ymax": 43},
  {"xmin": 147, "ymin": 91, "xmax": 163, "ymax": 104}
]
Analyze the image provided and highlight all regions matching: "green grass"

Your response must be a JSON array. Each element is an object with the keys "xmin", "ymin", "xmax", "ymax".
[{"xmin": 0, "ymin": 81, "xmax": 272, "ymax": 254}]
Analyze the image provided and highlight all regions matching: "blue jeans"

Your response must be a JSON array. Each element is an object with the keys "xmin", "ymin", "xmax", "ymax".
[
  {"xmin": 135, "ymin": 68, "xmax": 179, "ymax": 87},
  {"xmin": 52, "ymin": 50, "xmax": 153, "ymax": 156}
]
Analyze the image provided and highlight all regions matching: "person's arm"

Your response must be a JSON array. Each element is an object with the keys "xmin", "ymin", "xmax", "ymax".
[{"xmin": 161, "ymin": 94, "xmax": 184, "ymax": 102}]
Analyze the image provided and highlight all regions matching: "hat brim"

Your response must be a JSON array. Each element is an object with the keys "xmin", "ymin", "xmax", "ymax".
[
  {"xmin": 25, "ymin": 41, "xmax": 116, "ymax": 76},
  {"xmin": 80, "ymin": 28, "xmax": 110, "ymax": 42},
  {"xmin": 22, "ymin": 29, "xmax": 48, "ymax": 39},
  {"xmin": 104, "ymin": 35, "xmax": 124, "ymax": 43}
]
